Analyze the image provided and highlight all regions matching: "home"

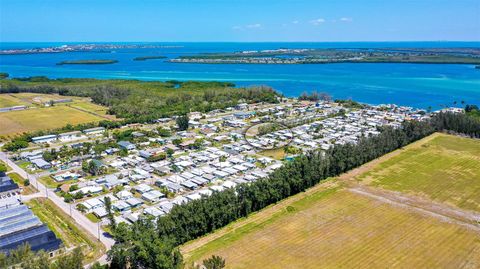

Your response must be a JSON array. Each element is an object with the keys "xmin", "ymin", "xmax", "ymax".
[
  {"xmin": 235, "ymin": 103, "xmax": 248, "ymax": 110},
  {"xmin": 139, "ymin": 150, "xmax": 152, "ymax": 159},
  {"xmin": 58, "ymin": 131, "xmax": 83, "ymax": 142},
  {"xmin": 118, "ymin": 141, "xmax": 136, "ymax": 151},
  {"xmin": 32, "ymin": 134, "xmax": 57, "ymax": 144},
  {"xmin": 141, "ymin": 190, "xmax": 165, "ymax": 203},
  {"xmin": 81, "ymin": 198, "xmax": 104, "ymax": 212},
  {"xmin": 113, "ymin": 200, "xmax": 131, "ymax": 212},
  {"xmin": 180, "ymin": 180, "xmax": 198, "ymax": 190},
  {"xmin": 31, "ymin": 158, "xmax": 52, "ymax": 170},
  {"xmin": 20, "ymin": 150, "xmax": 43, "ymax": 161},
  {"xmin": 116, "ymin": 190, "xmax": 134, "ymax": 200},
  {"xmin": 53, "ymin": 171, "xmax": 80, "ymax": 182},
  {"xmin": 93, "ymin": 207, "xmax": 108, "ymax": 219},
  {"xmin": 126, "ymin": 197, "xmax": 143, "ymax": 208},
  {"xmin": 134, "ymin": 184, "xmax": 152, "ymax": 194},
  {"xmin": 233, "ymin": 111, "xmax": 254, "ymax": 120},
  {"xmin": 83, "ymin": 127, "xmax": 106, "ymax": 136},
  {"xmin": 158, "ymin": 201, "xmax": 174, "ymax": 213},
  {"xmin": 143, "ymin": 207, "xmax": 164, "ymax": 217}
]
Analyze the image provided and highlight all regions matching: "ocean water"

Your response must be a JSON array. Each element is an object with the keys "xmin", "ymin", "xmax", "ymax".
[{"xmin": 1, "ymin": 42, "xmax": 479, "ymax": 109}]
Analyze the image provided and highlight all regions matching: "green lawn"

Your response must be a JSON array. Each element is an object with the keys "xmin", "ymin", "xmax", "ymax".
[
  {"xmin": 8, "ymin": 172, "xmax": 37, "ymax": 195},
  {"xmin": 86, "ymin": 212, "xmax": 101, "ymax": 223},
  {"xmin": 357, "ymin": 133, "xmax": 480, "ymax": 211}
]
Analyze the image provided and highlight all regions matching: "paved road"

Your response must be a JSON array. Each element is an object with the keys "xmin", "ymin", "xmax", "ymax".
[{"xmin": 0, "ymin": 152, "xmax": 114, "ymax": 267}]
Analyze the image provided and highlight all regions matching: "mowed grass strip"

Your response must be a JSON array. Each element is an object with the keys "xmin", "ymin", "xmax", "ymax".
[
  {"xmin": 0, "ymin": 105, "xmax": 103, "ymax": 136},
  {"xmin": 184, "ymin": 187, "xmax": 480, "ymax": 269},
  {"xmin": 356, "ymin": 133, "xmax": 480, "ymax": 211},
  {"xmin": 27, "ymin": 198, "xmax": 105, "ymax": 264}
]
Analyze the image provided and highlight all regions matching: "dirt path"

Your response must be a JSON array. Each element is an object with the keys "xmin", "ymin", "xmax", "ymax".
[{"xmin": 348, "ymin": 185, "xmax": 480, "ymax": 232}]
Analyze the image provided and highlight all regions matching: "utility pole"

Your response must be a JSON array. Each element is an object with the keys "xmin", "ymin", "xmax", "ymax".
[{"xmin": 97, "ymin": 222, "xmax": 101, "ymax": 241}]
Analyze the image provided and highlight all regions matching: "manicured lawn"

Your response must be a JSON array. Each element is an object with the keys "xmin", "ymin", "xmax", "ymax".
[
  {"xmin": 356, "ymin": 133, "xmax": 480, "ymax": 211},
  {"xmin": 27, "ymin": 198, "xmax": 105, "ymax": 264},
  {"xmin": 182, "ymin": 185, "xmax": 480, "ymax": 269}
]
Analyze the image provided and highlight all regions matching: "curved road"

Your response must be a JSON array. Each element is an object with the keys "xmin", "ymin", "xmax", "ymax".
[{"xmin": 0, "ymin": 151, "xmax": 114, "ymax": 267}]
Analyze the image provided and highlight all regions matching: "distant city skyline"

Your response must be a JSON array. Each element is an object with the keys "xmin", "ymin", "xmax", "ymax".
[{"xmin": 1, "ymin": 0, "xmax": 479, "ymax": 42}]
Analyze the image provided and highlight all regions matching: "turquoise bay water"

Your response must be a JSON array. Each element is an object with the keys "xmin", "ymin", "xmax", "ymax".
[{"xmin": 0, "ymin": 42, "xmax": 479, "ymax": 109}]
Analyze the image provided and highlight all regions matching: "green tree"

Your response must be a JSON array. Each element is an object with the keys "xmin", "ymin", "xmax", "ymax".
[
  {"xmin": 176, "ymin": 115, "xmax": 189, "ymax": 131},
  {"xmin": 104, "ymin": 196, "xmax": 116, "ymax": 231}
]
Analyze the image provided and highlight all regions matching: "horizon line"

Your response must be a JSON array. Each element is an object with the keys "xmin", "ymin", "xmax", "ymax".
[{"xmin": 1, "ymin": 40, "xmax": 480, "ymax": 43}]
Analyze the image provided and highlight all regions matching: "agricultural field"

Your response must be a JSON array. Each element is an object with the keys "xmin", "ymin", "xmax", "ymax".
[
  {"xmin": 183, "ymin": 183, "xmax": 480, "ymax": 268},
  {"xmin": 0, "ymin": 103, "xmax": 104, "ymax": 137},
  {"xmin": 182, "ymin": 133, "xmax": 480, "ymax": 268},
  {"xmin": 356, "ymin": 133, "xmax": 480, "ymax": 212}
]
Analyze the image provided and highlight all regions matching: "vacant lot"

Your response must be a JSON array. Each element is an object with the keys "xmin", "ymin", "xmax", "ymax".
[
  {"xmin": 0, "ymin": 105, "xmax": 104, "ymax": 136},
  {"xmin": 0, "ymin": 94, "xmax": 29, "ymax": 107},
  {"xmin": 356, "ymin": 133, "xmax": 480, "ymax": 211},
  {"xmin": 183, "ymin": 185, "xmax": 480, "ymax": 269}
]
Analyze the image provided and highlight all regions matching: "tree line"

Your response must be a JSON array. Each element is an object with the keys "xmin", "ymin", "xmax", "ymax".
[{"xmin": 0, "ymin": 78, "xmax": 279, "ymax": 123}]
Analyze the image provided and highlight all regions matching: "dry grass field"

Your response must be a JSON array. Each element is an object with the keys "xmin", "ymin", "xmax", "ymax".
[
  {"xmin": 183, "ymin": 186, "xmax": 480, "ymax": 269},
  {"xmin": 0, "ymin": 93, "xmax": 116, "ymax": 136},
  {"xmin": 182, "ymin": 133, "xmax": 480, "ymax": 268},
  {"xmin": 0, "ymin": 105, "xmax": 104, "ymax": 136},
  {"xmin": 356, "ymin": 133, "xmax": 480, "ymax": 212},
  {"xmin": 0, "ymin": 94, "xmax": 29, "ymax": 107}
]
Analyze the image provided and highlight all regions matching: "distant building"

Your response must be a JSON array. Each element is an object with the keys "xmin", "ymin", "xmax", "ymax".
[
  {"xmin": 32, "ymin": 135, "xmax": 57, "ymax": 144},
  {"xmin": 83, "ymin": 127, "xmax": 106, "ymax": 136},
  {"xmin": 58, "ymin": 131, "xmax": 83, "ymax": 142}
]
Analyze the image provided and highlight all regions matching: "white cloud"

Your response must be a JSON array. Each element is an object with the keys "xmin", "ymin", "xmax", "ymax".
[
  {"xmin": 310, "ymin": 18, "xmax": 325, "ymax": 26},
  {"xmin": 340, "ymin": 17, "xmax": 353, "ymax": 22},
  {"xmin": 292, "ymin": 20, "xmax": 299, "ymax": 24},
  {"xmin": 246, "ymin": 23, "xmax": 262, "ymax": 29}
]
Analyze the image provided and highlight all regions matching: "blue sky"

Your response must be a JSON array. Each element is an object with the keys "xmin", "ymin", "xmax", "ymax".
[{"xmin": 1, "ymin": 0, "xmax": 479, "ymax": 42}]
